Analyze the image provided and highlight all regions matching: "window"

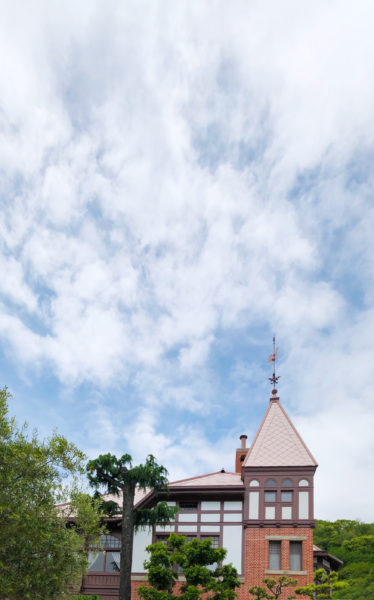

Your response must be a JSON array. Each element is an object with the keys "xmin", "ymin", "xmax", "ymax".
[
  {"xmin": 249, "ymin": 479, "xmax": 259, "ymax": 487},
  {"xmin": 265, "ymin": 479, "xmax": 276, "ymax": 487},
  {"xmin": 102, "ymin": 534, "xmax": 121, "ymax": 548},
  {"xmin": 299, "ymin": 479, "xmax": 309, "ymax": 487},
  {"xmin": 156, "ymin": 535, "xmax": 169, "ymax": 545},
  {"xmin": 88, "ymin": 534, "xmax": 121, "ymax": 573},
  {"xmin": 201, "ymin": 536, "xmax": 220, "ymax": 571},
  {"xmin": 290, "ymin": 541, "xmax": 302, "ymax": 571},
  {"xmin": 265, "ymin": 491, "xmax": 276, "ymax": 502},
  {"xmin": 265, "ymin": 506, "xmax": 275, "ymax": 519},
  {"xmin": 281, "ymin": 491, "xmax": 293, "ymax": 502},
  {"xmin": 282, "ymin": 479, "xmax": 292, "ymax": 486},
  {"xmin": 179, "ymin": 502, "xmax": 198, "ymax": 510},
  {"xmin": 249, "ymin": 491, "xmax": 259, "ymax": 519},
  {"xmin": 201, "ymin": 535, "xmax": 219, "ymax": 548},
  {"xmin": 269, "ymin": 541, "xmax": 281, "ymax": 570},
  {"xmin": 298, "ymin": 491, "xmax": 309, "ymax": 519}
]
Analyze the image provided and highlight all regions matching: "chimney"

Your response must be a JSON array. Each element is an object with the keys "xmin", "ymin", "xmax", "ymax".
[{"xmin": 235, "ymin": 434, "xmax": 248, "ymax": 474}]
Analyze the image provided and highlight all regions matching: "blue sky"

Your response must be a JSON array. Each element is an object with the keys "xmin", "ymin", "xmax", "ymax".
[{"xmin": 0, "ymin": 0, "xmax": 374, "ymax": 521}]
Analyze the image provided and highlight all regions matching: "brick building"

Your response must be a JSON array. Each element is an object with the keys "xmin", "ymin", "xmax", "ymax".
[{"xmin": 81, "ymin": 389, "xmax": 321, "ymax": 599}]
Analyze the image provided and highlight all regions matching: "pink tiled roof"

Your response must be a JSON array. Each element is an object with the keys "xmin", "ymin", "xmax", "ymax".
[
  {"xmin": 169, "ymin": 471, "xmax": 243, "ymax": 487},
  {"xmin": 57, "ymin": 487, "xmax": 151, "ymax": 517},
  {"xmin": 243, "ymin": 399, "xmax": 317, "ymax": 467},
  {"xmin": 102, "ymin": 486, "xmax": 151, "ymax": 509}
]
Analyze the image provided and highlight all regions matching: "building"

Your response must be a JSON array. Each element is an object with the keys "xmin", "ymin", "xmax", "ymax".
[{"xmin": 81, "ymin": 388, "xmax": 321, "ymax": 599}]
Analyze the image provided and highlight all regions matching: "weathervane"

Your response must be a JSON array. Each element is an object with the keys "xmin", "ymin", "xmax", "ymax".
[{"xmin": 268, "ymin": 336, "xmax": 280, "ymax": 396}]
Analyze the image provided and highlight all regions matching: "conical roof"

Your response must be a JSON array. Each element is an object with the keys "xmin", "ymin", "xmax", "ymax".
[{"xmin": 243, "ymin": 398, "xmax": 317, "ymax": 467}]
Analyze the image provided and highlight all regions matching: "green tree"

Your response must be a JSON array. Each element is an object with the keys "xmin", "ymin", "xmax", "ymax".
[
  {"xmin": 249, "ymin": 575, "xmax": 298, "ymax": 599},
  {"xmin": 0, "ymin": 388, "xmax": 105, "ymax": 600},
  {"xmin": 86, "ymin": 452, "xmax": 178, "ymax": 600},
  {"xmin": 295, "ymin": 568, "xmax": 349, "ymax": 599},
  {"xmin": 314, "ymin": 519, "xmax": 374, "ymax": 599},
  {"xmin": 138, "ymin": 533, "xmax": 240, "ymax": 600}
]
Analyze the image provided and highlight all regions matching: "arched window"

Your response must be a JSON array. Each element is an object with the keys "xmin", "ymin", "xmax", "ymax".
[
  {"xmin": 88, "ymin": 534, "xmax": 121, "ymax": 572},
  {"xmin": 299, "ymin": 479, "xmax": 309, "ymax": 487},
  {"xmin": 265, "ymin": 479, "xmax": 276, "ymax": 487},
  {"xmin": 282, "ymin": 479, "xmax": 292, "ymax": 487},
  {"xmin": 249, "ymin": 479, "xmax": 259, "ymax": 487}
]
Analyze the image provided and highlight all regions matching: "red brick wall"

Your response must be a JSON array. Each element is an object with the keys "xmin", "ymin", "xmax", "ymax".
[{"xmin": 243, "ymin": 526, "xmax": 314, "ymax": 599}]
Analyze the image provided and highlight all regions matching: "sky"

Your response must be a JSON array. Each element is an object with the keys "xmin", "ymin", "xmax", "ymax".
[{"xmin": 0, "ymin": 0, "xmax": 373, "ymax": 522}]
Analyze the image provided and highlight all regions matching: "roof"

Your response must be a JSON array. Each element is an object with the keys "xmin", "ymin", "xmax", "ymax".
[
  {"xmin": 102, "ymin": 487, "xmax": 152, "ymax": 509},
  {"xmin": 243, "ymin": 398, "xmax": 318, "ymax": 467},
  {"xmin": 313, "ymin": 545, "xmax": 343, "ymax": 566},
  {"xmin": 57, "ymin": 486, "xmax": 151, "ymax": 518},
  {"xmin": 169, "ymin": 471, "xmax": 244, "ymax": 487}
]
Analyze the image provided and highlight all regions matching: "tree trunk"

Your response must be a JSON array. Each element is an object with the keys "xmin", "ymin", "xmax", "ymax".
[{"xmin": 119, "ymin": 482, "xmax": 136, "ymax": 600}]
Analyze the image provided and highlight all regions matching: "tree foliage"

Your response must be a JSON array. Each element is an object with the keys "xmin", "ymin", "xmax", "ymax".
[
  {"xmin": 86, "ymin": 452, "xmax": 177, "ymax": 600},
  {"xmin": 0, "ymin": 388, "xmax": 105, "ymax": 600},
  {"xmin": 138, "ymin": 533, "xmax": 240, "ymax": 600},
  {"xmin": 314, "ymin": 519, "xmax": 374, "ymax": 599},
  {"xmin": 248, "ymin": 575, "xmax": 297, "ymax": 599},
  {"xmin": 295, "ymin": 569, "xmax": 348, "ymax": 599}
]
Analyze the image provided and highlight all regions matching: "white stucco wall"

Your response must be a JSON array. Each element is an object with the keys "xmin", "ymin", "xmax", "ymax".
[
  {"xmin": 222, "ymin": 525, "xmax": 242, "ymax": 572},
  {"xmin": 132, "ymin": 526, "xmax": 153, "ymax": 573}
]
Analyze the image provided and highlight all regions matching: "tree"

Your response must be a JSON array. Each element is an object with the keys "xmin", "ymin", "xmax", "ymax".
[
  {"xmin": 138, "ymin": 533, "xmax": 241, "ymax": 600},
  {"xmin": 0, "ymin": 387, "xmax": 105, "ymax": 600},
  {"xmin": 249, "ymin": 576, "xmax": 297, "ymax": 599},
  {"xmin": 314, "ymin": 520, "xmax": 373, "ymax": 599},
  {"xmin": 295, "ymin": 569, "xmax": 349, "ymax": 599},
  {"xmin": 86, "ymin": 452, "xmax": 178, "ymax": 600}
]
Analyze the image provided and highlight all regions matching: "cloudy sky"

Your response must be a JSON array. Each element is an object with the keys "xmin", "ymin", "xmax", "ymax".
[{"xmin": 1, "ymin": 0, "xmax": 373, "ymax": 522}]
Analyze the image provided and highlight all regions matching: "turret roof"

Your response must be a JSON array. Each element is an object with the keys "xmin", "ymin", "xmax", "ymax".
[{"xmin": 243, "ymin": 397, "xmax": 317, "ymax": 467}]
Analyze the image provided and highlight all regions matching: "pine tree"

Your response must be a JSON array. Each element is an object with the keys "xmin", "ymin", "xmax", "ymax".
[
  {"xmin": 86, "ymin": 453, "xmax": 177, "ymax": 600},
  {"xmin": 138, "ymin": 533, "xmax": 240, "ymax": 600}
]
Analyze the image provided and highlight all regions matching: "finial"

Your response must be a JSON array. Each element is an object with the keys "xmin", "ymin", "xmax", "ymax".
[{"xmin": 268, "ymin": 336, "xmax": 280, "ymax": 395}]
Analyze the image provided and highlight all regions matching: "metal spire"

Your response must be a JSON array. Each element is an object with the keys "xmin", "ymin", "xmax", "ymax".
[{"xmin": 268, "ymin": 336, "xmax": 280, "ymax": 396}]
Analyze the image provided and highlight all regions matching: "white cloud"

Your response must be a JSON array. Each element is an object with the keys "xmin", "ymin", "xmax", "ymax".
[{"xmin": 0, "ymin": 0, "xmax": 373, "ymax": 520}]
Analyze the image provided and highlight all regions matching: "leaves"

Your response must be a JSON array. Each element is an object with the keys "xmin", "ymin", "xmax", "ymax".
[
  {"xmin": 249, "ymin": 575, "xmax": 297, "ymax": 599},
  {"xmin": 0, "ymin": 387, "xmax": 105, "ymax": 600},
  {"xmin": 138, "ymin": 534, "xmax": 240, "ymax": 600},
  {"xmin": 86, "ymin": 451, "xmax": 176, "ymax": 600},
  {"xmin": 134, "ymin": 501, "xmax": 178, "ymax": 531},
  {"xmin": 314, "ymin": 519, "xmax": 374, "ymax": 599},
  {"xmin": 295, "ymin": 569, "xmax": 349, "ymax": 599}
]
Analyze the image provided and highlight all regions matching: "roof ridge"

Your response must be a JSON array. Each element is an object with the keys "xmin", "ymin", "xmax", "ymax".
[
  {"xmin": 169, "ymin": 470, "xmax": 239, "ymax": 485},
  {"xmin": 277, "ymin": 400, "xmax": 318, "ymax": 466},
  {"xmin": 244, "ymin": 400, "xmax": 273, "ymax": 463}
]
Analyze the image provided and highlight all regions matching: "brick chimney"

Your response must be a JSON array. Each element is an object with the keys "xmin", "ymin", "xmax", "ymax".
[{"xmin": 235, "ymin": 434, "xmax": 248, "ymax": 474}]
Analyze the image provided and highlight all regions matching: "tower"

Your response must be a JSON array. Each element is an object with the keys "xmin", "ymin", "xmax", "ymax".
[{"xmin": 241, "ymin": 343, "xmax": 318, "ymax": 592}]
